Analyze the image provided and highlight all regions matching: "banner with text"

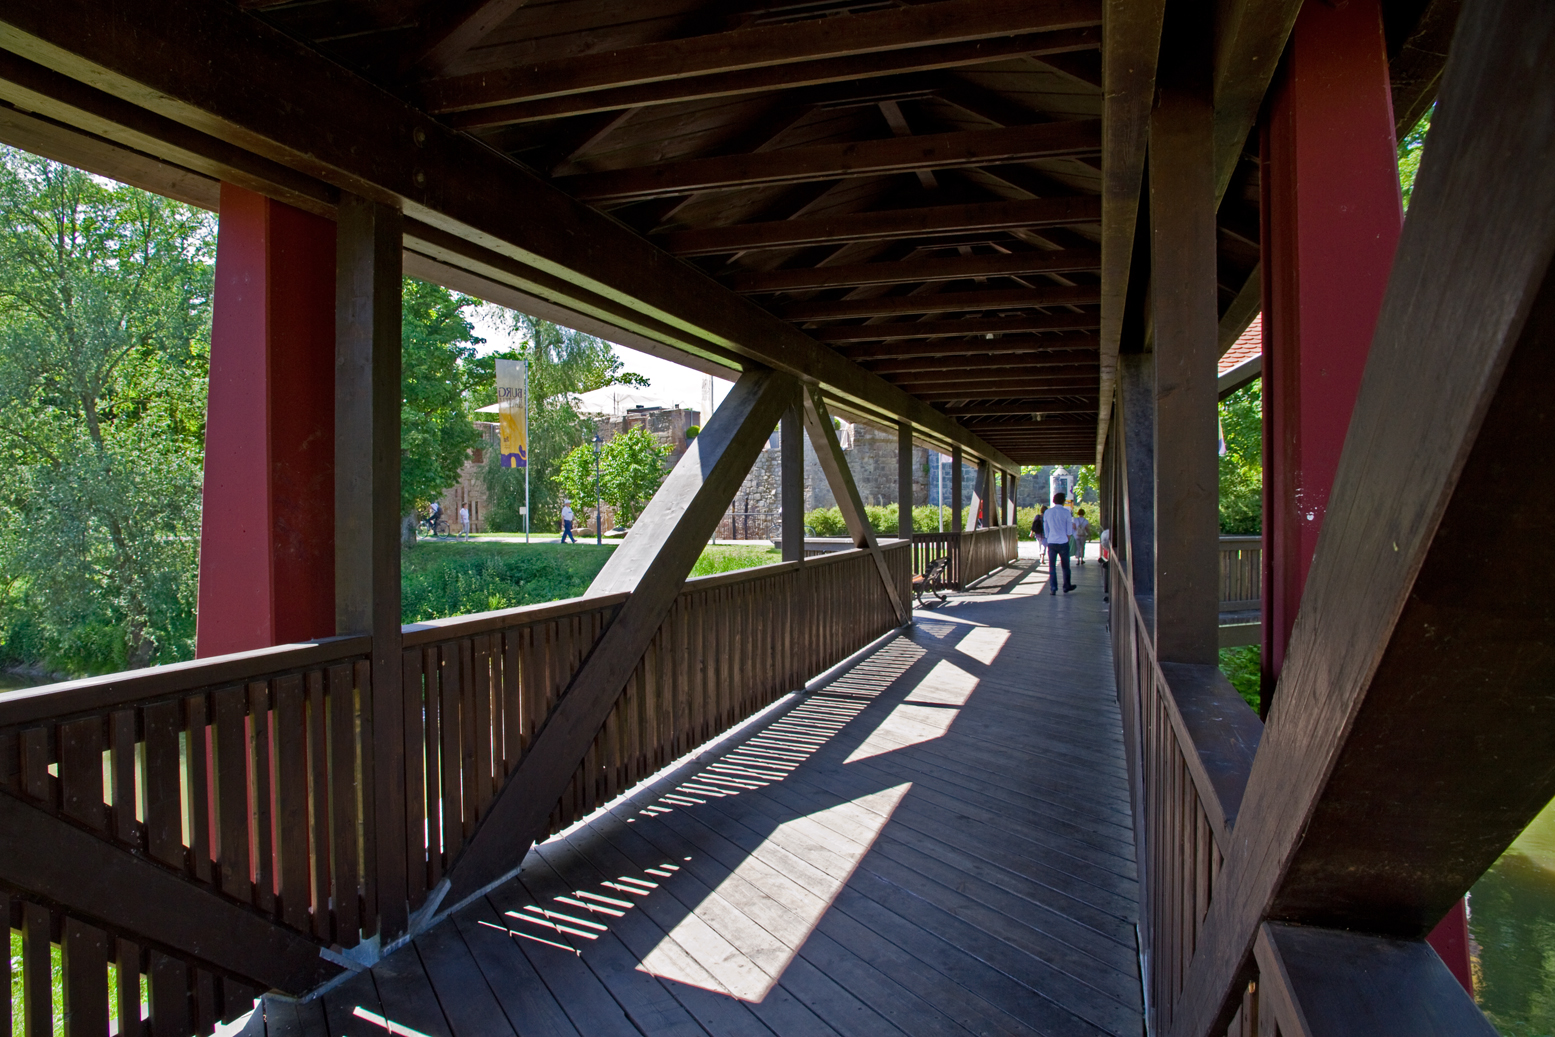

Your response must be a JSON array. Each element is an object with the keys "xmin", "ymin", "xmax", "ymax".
[{"xmin": 496, "ymin": 359, "xmax": 528, "ymax": 468}]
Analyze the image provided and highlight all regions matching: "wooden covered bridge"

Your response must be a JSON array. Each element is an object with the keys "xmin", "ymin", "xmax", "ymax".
[{"xmin": 0, "ymin": 0, "xmax": 1546, "ymax": 1033}]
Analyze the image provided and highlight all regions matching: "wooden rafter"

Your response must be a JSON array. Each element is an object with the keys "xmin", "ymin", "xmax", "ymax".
[
  {"xmin": 814, "ymin": 312, "xmax": 1100, "ymax": 342},
  {"xmin": 445, "ymin": 29, "xmax": 1102, "ymax": 128},
  {"xmin": 660, "ymin": 196, "xmax": 1101, "ymax": 255},
  {"xmin": 418, "ymin": 0, "xmax": 1102, "ymax": 113},
  {"xmin": 778, "ymin": 284, "xmax": 1101, "ymax": 321},
  {"xmin": 557, "ymin": 119, "xmax": 1101, "ymax": 202},
  {"xmin": 725, "ymin": 248, "xmax": 1101, "ymax": 293},
  {"xmin": 838, "ymin": 331, "xmax": 1098, "ymax": 359}
]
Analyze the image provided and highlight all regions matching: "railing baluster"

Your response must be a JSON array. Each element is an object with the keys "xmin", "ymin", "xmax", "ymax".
[{"xmin": 328, "ymin": 663, "xmax": 361, "ymax": 940}]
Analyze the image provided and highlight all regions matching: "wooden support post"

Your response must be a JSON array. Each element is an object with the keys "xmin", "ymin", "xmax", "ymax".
[
  {"xmin": 1252, "ymin": 923, "xmax": 1494, "ymax": 1036},
  {"xmin": 1260, "ymin": 0, "xmax": 1403, "ymax": 707},
  {"xmin": 1172, "ymin": 5, "xmax": 1555, "ymax": 1030},
  {"xmin": 782, "ymin": 403, "xmax": 805, "ymax": 562},
  {"xmin": 444, "ymin": 369, "xmax": 798, "ymax": 904},
  {"xmin": 1119, "ymin": 352, "xmax": 1155, "ymax": 597},
  {"xmin": 802, "ymin": 389, "xmax": 909, "ymax": 625},
  {"xmin": 897, "ymin": 421, "xmax": 914, "ymax": 540},
  {"xmin": 1149, "ymin": 2, "xmax": 1219, "ymax": 665},
  {"xmin": 334, "ymin": 193, "xmax": 407, "ymax": 939},
  {"xmin": 951, "ymin": 445, "xmax": 964, "ymax": 533},
  {"xmin": 196, "ymin": 184, "xmax": 336, "ymax": 656},
  {"xmin": 969, "ymin": 460, "xmax": 988, "ymax": 529}
]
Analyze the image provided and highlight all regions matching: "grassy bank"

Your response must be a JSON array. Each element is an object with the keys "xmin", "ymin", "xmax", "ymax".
[{"xmin": 402, "ymin": 541, "xmax": 783, "ymax": 622}]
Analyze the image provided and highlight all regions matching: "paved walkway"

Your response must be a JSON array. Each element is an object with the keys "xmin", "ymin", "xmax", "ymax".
[{"xmin": 273, "ymin": 553, "xmax": 1141, "ymax": 1037}]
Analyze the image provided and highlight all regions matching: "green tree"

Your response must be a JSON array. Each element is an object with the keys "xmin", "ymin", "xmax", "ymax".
[
  {"xmin": 471, "ymin": 313, "xmax": 644, "ymax": 531},
  {"xmin": 553, "ymin": 441, "xmax": 598, "ymax": 523},
  {"xmin": 1219, "ymin": 380, "xmax": 1262, "ymax": 534},
  {"xmin": 0, "ymin": 149, "xmax": 214, "ymax": 673},
  {"xmin": 599, "ymin": 426, "xmax": 670, "ymax": 525},
  {"xmin": 1398, "ymin": 107, "xmax": 1432, "ymax": 212},
  {"xmin": 553, "ymin": 427, "xmax": 670, "ymax": 529},
  {"xmin": 400, "ymin": 278, "xmax": 483, "ymax": 516}
]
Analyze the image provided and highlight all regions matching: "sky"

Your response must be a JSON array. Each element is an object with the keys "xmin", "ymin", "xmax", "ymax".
[{"xmin": 467, "ymin": 303, "xmax": 734, "ymax": 416}]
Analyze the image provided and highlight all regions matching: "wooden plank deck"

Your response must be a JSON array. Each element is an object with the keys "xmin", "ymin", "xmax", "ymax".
[{"xmin": 273, "ymin": 554, "xmax": 1142, "ymax": 1037}]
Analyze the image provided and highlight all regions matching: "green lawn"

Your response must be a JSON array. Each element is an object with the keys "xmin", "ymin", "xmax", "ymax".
[{"xmin": 402, "ymin": 541, "xmax": 784, "ymax": 622}]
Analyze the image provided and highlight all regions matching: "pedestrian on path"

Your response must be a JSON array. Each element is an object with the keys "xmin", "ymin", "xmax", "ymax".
[
  {"xmin": 1043, "ymin": 493, "xmax": 1076, "ymax": 595},
  {"xmin": 1071, "ymin": 508, "xmax": 1090, "ymax": 565},
  {"xmin": 561, "ymin": 501, "xmax": 577, "ymax": 543},
  {"xmin": 458, "ymin": 503, "xmax": 470, "ymax": 539}
]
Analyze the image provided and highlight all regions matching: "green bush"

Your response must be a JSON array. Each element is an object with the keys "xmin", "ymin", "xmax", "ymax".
[
  {"xmin": 401, "ymin": 543, "xmax": 614, "ymax": 622},
  {"xmin": 690, "ymin": 545, "xmax": 782, "ymax": 576},
  {"xmin": 1219, "ymin": 646, "xmax": 1260, "ymax": 713},
  {"xmin": 804, "ymin": 507, "xmax": 848, "ymax": 536}
]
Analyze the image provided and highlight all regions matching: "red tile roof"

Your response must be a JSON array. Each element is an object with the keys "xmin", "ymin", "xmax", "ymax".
[{"xmin": 1219, "ymin": 312, "xmax": 1262, "ymax": 375}]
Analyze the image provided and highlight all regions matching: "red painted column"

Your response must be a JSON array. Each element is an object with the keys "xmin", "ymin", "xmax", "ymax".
[
  {"xmin": 1260, "ymin": 0, "xmax": 1401, "ymax": 689},
  {"xmin": 196, "ymin": 184, "xmax": 337, "ymax": 656},
  {"xmin": 1260, "ymin": 0, "xmax": 1470, "ymax": 993}
]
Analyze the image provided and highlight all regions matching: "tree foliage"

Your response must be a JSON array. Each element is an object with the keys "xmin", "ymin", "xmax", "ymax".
[
  {"xmin": 1398, "ymin": 107, "xmax": 1433, "ymax": 212},
  {"xmin": 1219, "ymin": 379, "xmax": 1262, "ymax": 534},
  {"xmin": 554, "ymin": 426, "xmax": 669, "ymax": 528},
  {"xmin": 472, "ymin": 313, "xmax": 645, "ymax": 531},
  {"xmin": 400, "ymin": 278, "xmax": 483, "ymax": 515},
  {"xmin": 0, "ymin": 149, "xmax": 214, "ymax": 674},
  {"xmin": 599, "ymin": 426, "xmax": 670, "ymax": 525}
]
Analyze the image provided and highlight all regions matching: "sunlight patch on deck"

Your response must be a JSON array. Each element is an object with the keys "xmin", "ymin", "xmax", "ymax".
[
  {"xmin": 844, "ymin": 659, "xmax": 974, "ymax": 761},
  {"xmin": 637, "ymin": 782, "xmax": 913, "ymax": 1002},
  {"xmin": 955, "ymin": 625, "xmax": 1010, "ymax": 665}
]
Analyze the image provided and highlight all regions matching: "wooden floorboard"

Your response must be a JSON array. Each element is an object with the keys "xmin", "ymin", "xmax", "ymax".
[{"xmin": 349, "ymin": 555, "xmax": 1142, "ymax": 1037}]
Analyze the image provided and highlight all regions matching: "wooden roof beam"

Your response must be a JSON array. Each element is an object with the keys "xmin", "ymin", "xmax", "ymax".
[
  {"xmin": 839, "ymin": 332, "xmax": 1097, "ymax": 360},
  {"xmin": 398, "ymin": 0, "xmax": 530, "ymax": 80},
  {"xmin": 557, "ymin": 119, "xmax": 1101, "ymax": 202},
  {"xmin": 815, "ymin": 312, "xmax": 1100, "ymax": 342},
  {"xmin": 441, "ymin": 29, "xmax": 1099, "ymax": 128},
  {"xmin": 910, "ymin": 380, "xmax": 1100, "ymax": 401},
  {"xmin": 865, "ymin": 352, "xmax": 1095, "ymax": 375},
  {"xmin": 890, "ymin": 364, "xmax": 1097, "ymax": 386},
  {"xmin": 663, "ymin": 196, "xmax": 1100, "ymax": 256},
  {"xmin": 1095, "ymin": 0, "xmax": 1165, "ymax": 469},
  {"xmin": 942, "ymin": 401, "xmax": 1099, "ymax": 417},
  {"xmin": 726, "ymin": 248, "xmax": 1101, "ymax": 293},
  {"xmin": 779, "ymin": 284, "xmax": 1100, "ymax": 321},
  {"xmin": 419, "ymin": 0, "xmax": 1101, "ymax": 113}
]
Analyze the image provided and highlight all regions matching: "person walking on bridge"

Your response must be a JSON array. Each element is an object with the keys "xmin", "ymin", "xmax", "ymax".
[{"xmin": 1043, "ymin": 492, "xmax": 1077, "ymax": 595}]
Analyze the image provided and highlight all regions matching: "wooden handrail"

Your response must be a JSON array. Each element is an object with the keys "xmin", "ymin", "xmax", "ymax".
[
  {"xmin": 0, "ymin": 539, "xmax": 915, "ymax": 1033},
  {"xmin": 0, "ymin": 635, "xmax": 371, "ymax": 727}
]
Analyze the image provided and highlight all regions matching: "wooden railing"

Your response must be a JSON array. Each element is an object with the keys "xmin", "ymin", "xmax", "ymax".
[
  {"xmin": 910, "ymin": 526, "xmax": 1018, "ymax": 588},
  {"xmin": 0, "ymin": 544, "xmax": 909, "ymax": 1035},
  {"xmin": 1109, "ymin": 550, "xmax": 1264, "ymax": 1035},
  {"xmin": 1218, "ymin": 536, "xmax": 1261, "ymax": 610}
]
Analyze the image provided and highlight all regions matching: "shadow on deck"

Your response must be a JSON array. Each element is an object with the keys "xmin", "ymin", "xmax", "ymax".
[{"xmin": 273, "ymin": 556, "xmax": 1141, "ymax": 1037}]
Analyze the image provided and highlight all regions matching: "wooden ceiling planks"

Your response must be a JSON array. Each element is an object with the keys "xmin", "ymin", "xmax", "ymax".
[{"xmin": 218, "ymin": 0, "xmax": 1447, "ymax": 465}]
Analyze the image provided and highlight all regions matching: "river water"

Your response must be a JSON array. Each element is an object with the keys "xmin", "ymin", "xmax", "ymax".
[{"xmin": 1472, "ymin": 797, "xmax": 1555, "ymax": 1034}]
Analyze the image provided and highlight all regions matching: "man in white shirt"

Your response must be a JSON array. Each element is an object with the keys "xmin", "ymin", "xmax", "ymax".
[
  {"xmin": 458, "ymin": 504, "xmax": 470, "ymax": 538},
  {"xmin": 561, "ymin": 502, "xmax": 577, "ymax": 543},
  {"xmin": 1042, "ymin": 492, "xmax": 1077, "ymax": 595}
]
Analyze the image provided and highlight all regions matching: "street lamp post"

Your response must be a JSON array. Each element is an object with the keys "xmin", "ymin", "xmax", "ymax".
[{"xmin": 593, "ymin": 430, "xmax": 603, "ymax": 546}]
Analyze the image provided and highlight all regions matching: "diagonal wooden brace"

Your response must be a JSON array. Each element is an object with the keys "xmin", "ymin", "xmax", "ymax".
[
  {"xmin": 0, "ymin": 789, "xmax": 341, "ymax": 994},
  {"xmin": 443, "ymin": 368, "xmax": 799, "ymax": 904},
  {"xmin": 802, "ymin": 386, "xmax": 910, "ymax": 625}
]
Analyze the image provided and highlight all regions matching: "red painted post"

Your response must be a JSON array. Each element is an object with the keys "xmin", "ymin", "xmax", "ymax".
[
  {"xmin": 1260, "ymin": 0, "xmax": 1401, "ymax": 690},
  {"xmin": 1260, "ymin": 0, "xmax": 1471, "ymax": 993},
  {"xmin": 196, "ymin": 184, "xmax": 337, "ymax": 656}
]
